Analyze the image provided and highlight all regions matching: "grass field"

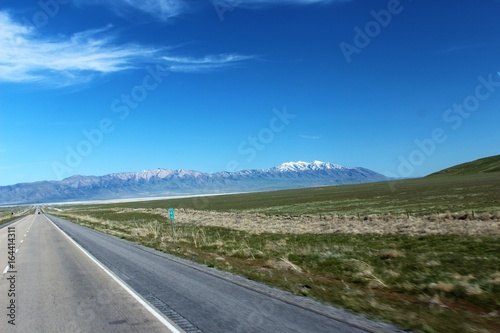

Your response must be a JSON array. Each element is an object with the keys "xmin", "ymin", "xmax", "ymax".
[
  {"xmin": 46, "ymin": 173, "xmax": 500, "ymax": 333},
  {"xmin": 84, "ymin": 173, "xmax": 500, "ymax": 216},
  {"xmin": 429, "ymin": 155, "xmax": 500, "ymax": 176},
  {"xmin": 0, "ymin": 206, "xmax": 30, "ymax": 226}
]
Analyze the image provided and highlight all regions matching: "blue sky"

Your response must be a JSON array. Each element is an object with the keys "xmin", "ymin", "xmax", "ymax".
[{"xmin": 0, "ymin": 0, "xmax": 499, "ymax": 186}]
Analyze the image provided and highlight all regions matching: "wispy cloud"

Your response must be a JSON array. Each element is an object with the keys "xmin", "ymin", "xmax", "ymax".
[
  {"xmin": 0, "ymin": 11, "xmax": 255, "ymax": 87},
  {"xmin": 77, "ymin": 0, "xmax": 348, "ymax": 20},
  {"xmin": 300, "ymin": 134, "xmax": 321, "ymax": 140},
  {"xmin": 162, "ymin": 54, "xmax": 257, "ymax": 72},
  {"xmin": 438, "ymin": 42, "xmax": 497, "ymax": 54},
  {"xmin": 217, "ymin": 0, "xmax": 350, "ymax": 8},
  {"xmin": 75, "ymin": 0, "xmax": 188, "ymax": 21},
  {"xmin": 0, "ymin": 12, "xmax": 158, "ymax": 86},
  {"xmin": 0, "ymin": 161, "xmax": 49, "ymax": 171}
]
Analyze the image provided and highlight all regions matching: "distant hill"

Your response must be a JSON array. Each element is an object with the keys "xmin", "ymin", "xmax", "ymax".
[
  {"xmin": 0, "ymin": 161, "xmax": 389, "ymax": 205},
  {"xmin": 428, "ymin": 155, "xmax": 500, "ymax": 176}
]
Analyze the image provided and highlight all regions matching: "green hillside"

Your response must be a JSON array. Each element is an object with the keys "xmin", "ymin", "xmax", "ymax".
[{"xmin": 428, "ymin": 155, "xmax": 500, "ymax": 176}]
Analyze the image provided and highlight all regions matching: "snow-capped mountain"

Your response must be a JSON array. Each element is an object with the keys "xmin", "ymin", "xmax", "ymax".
[
  {"xmin": 0, "ymin": 161, "xmax": 389, "ymax": 205},
  {"xmin": 273, "ymin": 161, "xmax": 348, "ymax": 172}
]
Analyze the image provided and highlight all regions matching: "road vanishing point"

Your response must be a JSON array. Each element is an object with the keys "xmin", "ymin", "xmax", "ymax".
[{"xmin": 0, "ymin": 214, "xmax": 405, "ymax": 333}]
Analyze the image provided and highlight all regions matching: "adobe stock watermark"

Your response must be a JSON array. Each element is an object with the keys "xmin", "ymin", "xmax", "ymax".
[
  {"xmin": 65, "ymin": 289, "xmax": 114, "ymax": 332},
  {"xmin": 212, "ymin": 0, "xmax": 242, "ymax": 21},
  {"xmin": 236, "ymin": 299, "xmax": 275, "ymax": 333},
  {"xmin": 192, "ymin": 106, "xmax": 295, "ymax": 210},
  {"xmin": 110, "ymin": 65, "xmax": 169, "ymax": 120},
  {"xmin": 7, "ymin": 0, "xmax": 71, "ymax": 56},
  {"xmin": 51, "ymin": 65, "xmax": 169, "ymax": 179},
  {"xmin": 387, "ymin": 71, "xmax": 500, "ymax": 188},
  {"xmin": 340, "ymin": 0, "xmax": 409, "ymax": 64},
  {"xmin": 22, "ymin": 0, "xmax": 71, "ymax": 30},
  {"xmin": 226, "ymin": 106, "xmax": 296, "ymax": 173}
]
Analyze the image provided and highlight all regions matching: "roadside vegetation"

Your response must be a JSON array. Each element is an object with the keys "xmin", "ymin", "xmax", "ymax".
[
  {"xmin": 46, "ymin": 171, "xmax": 500, "ymax": 333},
  {"xmin": 0, "ymin": 206, "xmax": 31, "ymax": 226}
]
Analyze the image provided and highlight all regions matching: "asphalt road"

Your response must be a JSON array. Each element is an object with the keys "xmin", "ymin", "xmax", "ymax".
[
  {"xmin": 0, "ymin": 214, "xmax": 178, "ymax": 333},
  {"xmin": 39, "ymin": 214, "xmax": 404, "ymax": 333}
]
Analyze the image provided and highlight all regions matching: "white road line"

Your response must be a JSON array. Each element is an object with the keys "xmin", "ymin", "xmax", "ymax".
[
  {"xmin": 1, "ymin": 217, "xmax": 27, "ymax": 276},
  {"xmin": 45, "ymin": 216, "xmax": 181, "ymax": 333}
]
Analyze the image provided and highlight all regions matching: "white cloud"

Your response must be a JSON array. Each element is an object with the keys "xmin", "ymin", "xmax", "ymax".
[
  {"xmin": 0, "ymin": 161, "xmax": 49, "ymax": 171},
  {"xmin": 300, "ymin": 134, "xmax": 321, "ymax": 140},
  {"xmin": 243, "ymin": 0, "xmax": 346, "ymax": 3},
  {"xmin": 162, "ymin": 54, "xmax": 256, "ymax": 72},
  {"xmin": 0, "ymin": 12, "xmax": 158, "ymax": 86},
  {"xmin": 0, "ymin": 11, "xmax": 255, "ymax": 87},
  {"xmin": 75, "ymin": 0, "xmax": 188, "ymax": 21},
  {"xmin": 215, "ymin": 0, "xmax": 350, "ymax": 8},
  {"xmin": 77, "ymin": 0, "xmax": 349, "ymax": 20}
]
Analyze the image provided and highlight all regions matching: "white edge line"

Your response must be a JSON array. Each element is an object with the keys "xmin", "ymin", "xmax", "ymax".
[{"xmin": 45, "ymin": 216, "xmax": 182, "ymax": 333}]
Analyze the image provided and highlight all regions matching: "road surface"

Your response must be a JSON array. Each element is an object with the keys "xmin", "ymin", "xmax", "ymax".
[
  {"xmin": 1, "ymin": 214, "xmax": 404, "ymax": 332},
  {"xmin": 0, "ymin": 214, "xmax": 178, "ymax": 332}
]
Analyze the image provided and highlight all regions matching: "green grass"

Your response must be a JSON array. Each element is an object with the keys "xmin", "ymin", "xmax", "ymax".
[
  {"xmin": 84, "ymin": 173, "xmax": 500, "ymax": 216},
  {"xmin": 49, "ymin": 207, "xmax": 500, "ymax": 333},
  {"xmin": 0, "ymin": 206, "xmax": 30, "ymax": 226},
  {"xmin": 429, "ymin": 155, "xmax": 500, "ymax": 176}
]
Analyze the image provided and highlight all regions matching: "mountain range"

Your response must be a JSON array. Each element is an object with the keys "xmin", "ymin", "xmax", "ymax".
[{"xmin": 0, "ymin": 161, "xmax": 389, "ymax": 205}]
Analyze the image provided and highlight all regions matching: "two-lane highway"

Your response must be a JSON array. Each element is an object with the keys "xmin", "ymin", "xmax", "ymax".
[
  {"xmin": 0, "ymin": 214, "xmax": 178, "ymax": 332},
  {"xmin": 1, "ymin": 214, "xmax": 404, "ymax": 332},
  {"xmin": 46, "ymin": 214, "xmax": 403, "ymax": 333}
]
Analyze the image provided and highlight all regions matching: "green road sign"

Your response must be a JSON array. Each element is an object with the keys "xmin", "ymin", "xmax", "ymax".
[{"xmin": 169, "ymin": 208, "xmax": 174, "ymax": 220}]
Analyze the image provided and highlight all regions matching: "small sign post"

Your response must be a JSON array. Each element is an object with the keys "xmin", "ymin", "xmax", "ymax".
[{"xmin": 169, "ymin": 208, "xmax": 176, "ymax": 243}]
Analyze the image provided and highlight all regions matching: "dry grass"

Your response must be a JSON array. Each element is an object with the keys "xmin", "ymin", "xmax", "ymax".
[
  {"xmin": 0, "ymin": 207, "xmax": 30, "ymax": 225},
  {"xmin": 429, "ymin": 282, "xmax": 455, "ymax": 293},
  {"xmin": 106, "ymin": 207, "xmax": 500, "ymax": 235},
  {"xmin": 47, "ymin": 205, "xmax": 500, "ymax": 333}
]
